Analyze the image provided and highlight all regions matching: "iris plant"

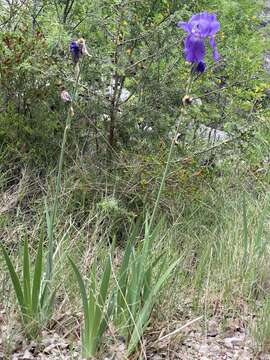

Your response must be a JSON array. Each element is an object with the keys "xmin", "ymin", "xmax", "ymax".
[{"xmin": 177, "ymin": 12, "xmax": 220, "ymax": 73}]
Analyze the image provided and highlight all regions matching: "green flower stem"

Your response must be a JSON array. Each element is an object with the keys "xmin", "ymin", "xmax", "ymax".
[
  {"xmin": 46, "ymin": 66, "xmax": 81, "ymax": 283},
  {"xmin": 149, "ymin": 73, "xmax": 193, "ymax": 232},
  {"xmin": 148, "ymin": 115, "xmax": 181, "ymax": 231}
]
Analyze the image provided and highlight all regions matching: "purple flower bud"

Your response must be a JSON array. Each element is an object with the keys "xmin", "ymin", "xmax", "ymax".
[
  {"xmin": 196, "ymin": 61, "xmax": 206, "ymax": 73},
  {"xmin": 177, "ymin": 12, "xmax": 220, "ymax": 71},
  {"xmin": 70, "ymin": 40, "xmax": 81, "ymax": 65}
]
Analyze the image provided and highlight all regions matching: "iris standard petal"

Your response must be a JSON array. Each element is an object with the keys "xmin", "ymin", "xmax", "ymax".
[
  {"xmin": 189, "ymin": 12, "xmax": 220, "ymax": 37},
  {"xmin": 190, "ymin": 13, "xmax": 203, "ymax": 22},
  {"xmin": 199, "ymin": 12, "xmax": 217, "ymax": 22},
  {"xmin": 184, "ymin": 34, "xmax": 205, "ymax": 62},
  {"xmin": 177, "ymin": 21, "xmax": 192, "ymax": 32}
]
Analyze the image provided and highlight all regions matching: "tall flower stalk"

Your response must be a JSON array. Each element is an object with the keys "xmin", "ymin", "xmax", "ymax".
[
  {"xmin": 150, "ymin": 12, "xmax": 220, "ymax": 230},
  {"xmin": 45, "ymin": 64, "xmax": 80, "ymax": 285},
  {"xmin": 149, "ymin": 73, "xmax": 193, "ymax": 231}
]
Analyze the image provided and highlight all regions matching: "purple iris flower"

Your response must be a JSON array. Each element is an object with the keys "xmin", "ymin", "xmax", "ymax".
[
  {"xmin": 70, "ymin": 40, "xmax": 81, "ymax": 64},
  {"xmin": 177, "ymin": 12, "xmax": 220, "ymax": 72}
]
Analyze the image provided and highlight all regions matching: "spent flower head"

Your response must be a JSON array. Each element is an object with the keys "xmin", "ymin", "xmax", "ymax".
[
  {"xmin": 60, "ymin": 87, "xmax": 72, "ymax": 103},
  {"xmin": 77, "ymin": 38, "xmax": 90, "ymax": 56},
  {"xmin": 177, "ymin": 12, "xmax": 220, "ymax": 73}
]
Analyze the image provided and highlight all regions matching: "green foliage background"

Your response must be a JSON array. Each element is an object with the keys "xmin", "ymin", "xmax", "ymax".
[
  {"xmin": 0, "ymin": 0, "xmax": 269, "ymax": 165},
  {"xmin": 0, "ymin": 0, "xmax": 269, "ymax": 205}
]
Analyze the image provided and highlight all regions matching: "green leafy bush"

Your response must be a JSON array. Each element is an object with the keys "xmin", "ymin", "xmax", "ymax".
[{"xmin": 0, "ymin": 0, "xmax": 267, "ymax": 170}]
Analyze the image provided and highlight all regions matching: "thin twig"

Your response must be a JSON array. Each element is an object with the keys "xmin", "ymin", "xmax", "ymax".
[{"xmin": 156, "ymin": 316, "xmax": 203, "ymax": 343}]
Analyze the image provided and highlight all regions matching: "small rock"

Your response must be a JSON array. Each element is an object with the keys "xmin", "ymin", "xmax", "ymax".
[
  {"xmin": 224, "ymin": 338, "xmax": 234, "ymax": 349},
  {"xmin": 43, "ymin": 343, "xmax": 57, "ymax": 353},
  {"xmin": 258, "ymin": 352, "xmax": 270, "ymax": 360},
  {"xmin": 207, "ymin": 319, "xmax": 219, "ymax": 337},
  {"xmin": 198, "ymin": 343, "xmax": 209, "ymax": 354},
  {"xmin": 152, "ymin": 355, "xmax": 163, "ymax": 360},
  {"xmin": 209, "ymin": 344, "xmax": 221, "ymax": 353},
  {"xmin": 22, "ymin": 349, "xmax": 34, "ymax": 359},
  {"xmin": 224, "ymin": 335, "xmax": 245, "ymax": 349},
  {"xmin": 118, "ymin": 343, "xmax": 125, "ymax": 352},
  {"xmin": 233, "ymin": 349, "xmax": 252, "ymax": 359}
]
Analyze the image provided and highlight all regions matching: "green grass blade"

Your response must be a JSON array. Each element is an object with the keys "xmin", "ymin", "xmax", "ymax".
[
  {"xmin": 242, "ymin": 194, "xmax": 249, "ymax": 268},
  {"xmin": 87, "ymin": 264, "xmax": 97, "ymax": 342},
  {"xmin": 44, "ymin": 199, "xmax": 53, "ymax": 283},
  {"xmin": 117, "ymin": 241, "xmax": 133, "ymax": 312},
  {"xmin": 97, "ymin": 298, "xmax": 114, "ymax": 339},
  {"xmin": 142, "ymin": 267, "xmax": 152, "ymax": 302},
  {"xmin": 127, "ymin": 258, "xmax": 180, "ymax": 354},
  {"xmin": 45, "ymin": 199, "xmax": 53, "ymax": 242},
  {"xmin": 40, "ymin": 282, "xmax": 48, "ymax": 309},
  {"xmin": 254, "ymin": 205, "xmax": 268, "ymax": 255},
  {"xmin": 69, "ymin": 257, "xmax": 90, "ymax": 339},
  {"xmin": 128, "ymin": 256, "xmax": 141, "ymax": 315},
  {"xmin": 141, "ymin": 252, "xmax": 163, "ymax": 303},
  {"xmin": 86, "ymin": 257, "xmax": 112, "ymax": 352},
  {"xmin": 99, "ymin": 257, "xmax": 112, "ymax": 307},
  {"xmin": 32, "ymin": 238, "xmax": 43, "ymax": 314},
  {"xmin": 87, "ymin": 288, "xmax": 96, "ymax": 350},
  {"xmin": 1, "ymin": 245, "xmax": 26, "ymax": 317},
  {"xmin": 144, "ymin": 212, "xmax": 150, "ymax": 240},
  {"xmin": 90, "ymin": 262, "xmax": 97, "ymax": 298},
  {"xmin": 115, "ymin": 222, "xmax": 141, "ymax": 317},
  {"xmin": 93, "ymin": 257, "xmax": 111, "ymax": 333},
  {"xmin": 23, "ymin": 238, "xmax": 32, "ymax": 315},
  {"xmin": 129, "ymin": 225, "xmax": 151, "ymax": 316},
  {"xmin": 44, "ymin": 289, "xmax": 56, "ymax": 321}
]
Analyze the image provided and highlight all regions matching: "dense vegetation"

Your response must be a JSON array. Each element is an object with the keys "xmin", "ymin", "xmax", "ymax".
[{"xmin": 0, "ymin": 0, "xmax": 270, "ymax": 358}]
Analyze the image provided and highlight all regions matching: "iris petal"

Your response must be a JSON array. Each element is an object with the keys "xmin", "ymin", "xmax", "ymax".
[
  {"xmin": 209, "ymin": 36, "xmax": 219, "ymax": 61},
  {"xmin": 177, "ymin": 21, "xmax": 191, "ymax": 32},
  {"xmin": 190, "ymin": 12, "xmax": 219, "ymax": 35},
  {"xmin": 184, "ymin": 34, "xmax": 205, "ymax": 63}
]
